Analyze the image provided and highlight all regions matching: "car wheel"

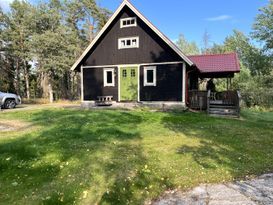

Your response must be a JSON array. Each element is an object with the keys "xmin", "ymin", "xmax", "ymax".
[{"xmin": 4, "ymin": 99, "xmax": 16, "ymax": 109}]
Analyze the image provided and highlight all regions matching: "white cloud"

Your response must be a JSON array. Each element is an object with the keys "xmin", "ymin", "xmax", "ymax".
[{"xmin": 205, "ymin": 15, "xmax": 233, "ymax": 21}]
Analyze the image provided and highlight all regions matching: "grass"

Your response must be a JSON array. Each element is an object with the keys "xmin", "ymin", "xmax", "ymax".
[{"xmin": 0, "ymin": 107, "xmax": 273, "ymax": 204}]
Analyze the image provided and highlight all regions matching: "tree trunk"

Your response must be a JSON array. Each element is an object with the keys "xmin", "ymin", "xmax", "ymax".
[
  {"xmin": 15, "ymin": 58, "xmax": 20, "ymax": 95},
  {"xmin": 24, "ymin": 61, "xmax": 30, "ymax": 99},
  {"xmin": 40, "ymin": 72, "xmax": 48, "ymax": 98},
  {"xmin": 40, "ymin": 72, "xmax": 54, "ymax": 103},
  {"xmin": 48, "ymin": 82, "xmax": 54, "ymax": 103}
]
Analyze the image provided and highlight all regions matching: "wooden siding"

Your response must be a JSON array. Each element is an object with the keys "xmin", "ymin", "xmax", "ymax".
[
  {"xmin": 83, "ymin": 5, "xmax": 182, "ymax": 67},
  {"xmin": 83, "ymin": 67, "xmax": 118, "ymax": 101},
  {"xmin": 140, "ymin": 63, "xmax": 183, "ymax": 101}
]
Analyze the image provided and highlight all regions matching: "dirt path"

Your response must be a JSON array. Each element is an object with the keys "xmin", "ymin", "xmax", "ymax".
[
  {"xmin": 0, "ymin": 120, "xmax": 33, "ymax": 132},
  {"xmin": 0, "ymin": 103, "xmax": 80, "ymax": 113},
  {"xmin": 153, "ymin": 173, "xmax": 273, "ymax": 205}
]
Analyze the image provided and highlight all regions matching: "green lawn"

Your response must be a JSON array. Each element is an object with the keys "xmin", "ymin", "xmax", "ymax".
[{"xmin": 0, "ymin": 108, "xmax": 273, "ymax": 204}]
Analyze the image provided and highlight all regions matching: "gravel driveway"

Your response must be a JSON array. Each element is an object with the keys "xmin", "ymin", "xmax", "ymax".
[{"xmin": 153, "ymin": 173, "xmax": 273, "ymax": 205}]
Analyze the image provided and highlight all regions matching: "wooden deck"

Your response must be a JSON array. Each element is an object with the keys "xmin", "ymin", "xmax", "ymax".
[{"xmin": 188, "ymin": 90, "xmax": 241, "ymax": 117}]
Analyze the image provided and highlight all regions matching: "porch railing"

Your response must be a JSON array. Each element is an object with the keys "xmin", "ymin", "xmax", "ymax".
[
  {"xmin": 189, "ymin": 90, "xmax": 241, "ymax": 115},
  {"xmin": 188, "ymin": 90, "xmax": 208, "ymax": 110}
]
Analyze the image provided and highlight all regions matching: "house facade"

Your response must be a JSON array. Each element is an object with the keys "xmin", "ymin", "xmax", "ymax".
[{"xmin": 71, "ymin": 0, "xmax": 240, "ymax": 110}]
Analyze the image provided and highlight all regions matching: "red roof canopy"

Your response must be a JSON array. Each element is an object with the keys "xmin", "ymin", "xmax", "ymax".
[{"xmin": 187, "ymin": 53, "xmax": 240, "ymax": 74}]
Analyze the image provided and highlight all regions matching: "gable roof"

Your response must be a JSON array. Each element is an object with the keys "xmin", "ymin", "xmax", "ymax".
[
  {"xmin": 187, "ymin": 53, "xmax": 240, "ymax": 74},
  {"xmin": 71, "ymin": 0, "xmax": 193, "ymax": 71}
]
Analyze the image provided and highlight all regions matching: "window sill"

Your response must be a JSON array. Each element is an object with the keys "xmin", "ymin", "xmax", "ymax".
[
  {"xmin": 144, "ymin": 84, "xmax": 156, "ymax": 87},
  {"xmin": 104, "ymin": 85, "xmax": 115, "ymax": 87}
]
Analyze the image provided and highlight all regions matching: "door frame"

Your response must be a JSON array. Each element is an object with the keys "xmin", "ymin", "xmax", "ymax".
[{"xmin": 118, "ymin": 64, "xmax": 140, "ymax": 102}]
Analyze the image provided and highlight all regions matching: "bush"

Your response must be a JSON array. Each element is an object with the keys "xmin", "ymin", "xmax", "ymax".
[{"xmin": 237, "ymin": 73, "xmax": 273, "ymax": 108}]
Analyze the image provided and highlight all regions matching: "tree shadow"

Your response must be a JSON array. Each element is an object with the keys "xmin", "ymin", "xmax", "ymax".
[
  {"xmin": 161, "ymin": 111, "xmax": 273, "ymax": 178},
  {"xmin": 0, "ymin": 109, "xmax": 149, "ymax": 204}
]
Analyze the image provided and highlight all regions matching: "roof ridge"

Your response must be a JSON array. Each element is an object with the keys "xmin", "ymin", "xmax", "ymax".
[{"xmin": 187, "ymin": 52, "xmax": 237, "ymax": 57}]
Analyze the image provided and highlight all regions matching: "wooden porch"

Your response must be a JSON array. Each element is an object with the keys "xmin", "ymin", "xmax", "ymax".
[{"xmin": 188, "ymin": 90, "xmax": 241, "ymax": 117}]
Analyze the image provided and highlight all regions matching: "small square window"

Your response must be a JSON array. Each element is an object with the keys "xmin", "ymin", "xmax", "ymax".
[
  {"xmin": 121, "ymin": 40, "xmax": 126, "ymax": 47},
  {"xmin": 131, "ymin": 69, "xmax": 136, "ymax": 77},
  {"xmin": 122, "ymin": 69, "xmax": 127, "ymax": 78}
]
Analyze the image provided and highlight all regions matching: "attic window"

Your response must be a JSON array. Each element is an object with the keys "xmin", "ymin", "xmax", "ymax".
[
  {"xmin": 120, "ymin": 17, "xmax": 137, "ymax": 28},
  {"xmin": 118, "ymin": 37, "xmax": 139, "ymax": 49}
]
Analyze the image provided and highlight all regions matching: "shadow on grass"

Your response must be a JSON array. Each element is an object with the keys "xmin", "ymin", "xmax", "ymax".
[
  {"xmin": 0, "ymin": 109, "xmax": 173, "ymax": 204},
  {"xmin": 162, "ymin": 111, "xmax": 273, "ymax": 177}
]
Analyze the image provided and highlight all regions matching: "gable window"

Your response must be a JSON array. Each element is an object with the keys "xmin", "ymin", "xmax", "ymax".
[
  {"xmin": 104, "ymin": 68, "xmax": 115, "ymax": 87},
  {"xmin": 144, "ymin": 66, "xmax": 156, "ymax": 86},
  {"xmin": 118, "ymin": 37, "xmax": 139, "ymax": 49},
  {"xmin": 120, "ymin": 17, "xmax": 137, "ymax": 28}
]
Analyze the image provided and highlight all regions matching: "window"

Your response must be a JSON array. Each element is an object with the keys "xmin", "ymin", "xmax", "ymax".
[
  {"xmin": 104, "ymin": 68, "xmax": 115, "ymax": 87},
  {"xmin": 118, "ymin": 37, "xmax": 139, "ymax": 49},
  {"xmin": 122, "ymin": 69, "xmax": 127, "ymax": 77},
  {"xmin": 120, "ymin": 17, "xmax": 137, "ymax": 28},
  {"xmin": 144, "ymin": 66, "xmax": 156, "ymax": 86},
  {"xmin": 131, "ymin": 69, "xmax": 136, "ymax": 77}
]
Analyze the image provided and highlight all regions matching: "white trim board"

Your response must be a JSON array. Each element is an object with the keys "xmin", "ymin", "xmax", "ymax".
[
  {"xmin": 82, "ymin": 61, "xmax": 183, "ymax": 69},
  {"xmin": 182, "ymin": 62, "xmax": 186, "ymax": 104},
  {"xmin": 70, "ymin": 0, "xmax": 193, "ymax": 71},
  {"xmin": 81, "ymin": 65, "xmax": 84, "ymax": 101}
]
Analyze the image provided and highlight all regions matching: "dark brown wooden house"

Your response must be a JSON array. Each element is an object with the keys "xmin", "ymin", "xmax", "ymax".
[{"xmin": 71, "ymin": 0, "xmax": 241, "ymax": 116}]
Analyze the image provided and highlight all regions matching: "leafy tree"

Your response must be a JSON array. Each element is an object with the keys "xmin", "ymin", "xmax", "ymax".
[
  {"xmin": 0, "ymin": 7, "xmax": 16, "ymax": 93},
  {"xmin": 176, "ymin": 34, "xmax": 200, "ymax": 55},
  {"xmin": 2, "ymin": 0, "xmax": 34, "ymax": 98},
  {"xmin": 252, "ymin": 0, "xmax": 273, "ymax": 54},
  {"xmin": 208, "ymin": 30, "xmax": 272, "ymax": 75}
]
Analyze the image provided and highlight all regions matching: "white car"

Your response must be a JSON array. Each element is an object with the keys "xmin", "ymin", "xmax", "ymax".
[{"xmin": 0, "ymin": 91, "xmax": 21, "ymax": 109}]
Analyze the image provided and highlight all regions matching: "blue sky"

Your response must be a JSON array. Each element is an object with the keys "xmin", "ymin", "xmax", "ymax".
[
  {"xmin": 1, "ymin": 0, "xmax": 269, "ymax": 47},
  {"xmin": 97, "ymin": 0, "xmax": 269, "ymax": 47}
]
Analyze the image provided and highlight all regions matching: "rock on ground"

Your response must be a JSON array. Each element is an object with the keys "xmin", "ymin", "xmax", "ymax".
[{"xmin": 153, "ymin": 173, "xmax": 273, "ymax": 205}]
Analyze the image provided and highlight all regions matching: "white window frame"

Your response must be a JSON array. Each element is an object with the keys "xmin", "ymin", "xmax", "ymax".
[
  {"xmin": 118, "ymin": 36, "xmax": 139, "ymax": 49},
  {"xmin": 144, "ymin": 66, "xmax": 156, "ymax": 86},
  {"xmin": 120, "ymin": 17, "xmax": 137, "ymax": 28},
  {"xmin": 103, "ymin": 68, "xmax": 115, "ymax": 87}
]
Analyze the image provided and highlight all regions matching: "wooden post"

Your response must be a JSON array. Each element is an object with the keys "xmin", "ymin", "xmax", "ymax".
[{"xmin": 207, "ymin": 90, "xmax": 211, "ymax": 114}]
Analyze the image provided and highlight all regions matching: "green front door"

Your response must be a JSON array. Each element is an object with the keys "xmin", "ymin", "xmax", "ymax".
[{"xmin": 120, "ymin": 67, "xmax": 138, "ymax": 101}]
